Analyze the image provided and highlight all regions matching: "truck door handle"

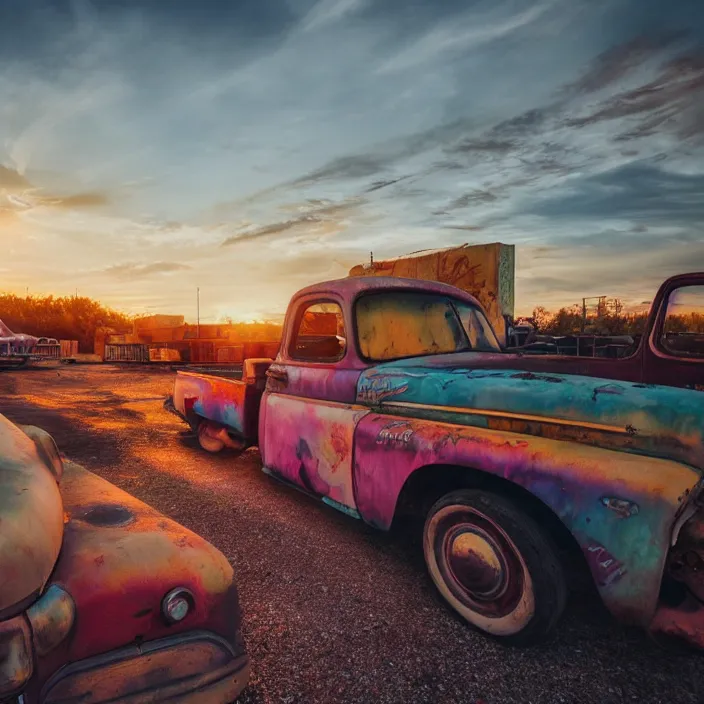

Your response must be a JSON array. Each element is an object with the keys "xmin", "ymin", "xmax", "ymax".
[{"xmin": 266, "ymin": 368, "xmax": 288, "ymax": 384}]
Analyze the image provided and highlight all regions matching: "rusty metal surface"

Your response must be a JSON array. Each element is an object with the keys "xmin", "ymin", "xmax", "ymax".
[
  {"xmin": 174, "ymin": 370, "xmax": 251, "ymax": 438},
  {"xmin": 353, "ymin": 414, "xmax": 700, "ymax": 625},
  {"xmin": 17, "ymin": 425, "xmax": 64, "ymax": 482},
  {"xmin": 0, "ymin": 614, "xmax": 33, "ymax": 697},
  {"xmin": 40, "ymin": 632, "xmax": 249, "ymax": 704},
  {"xmin": 649, "ymin": 594, "xmax": 704, "ymax": 649},
  {"xmin": 348, "ymin": 243, "xmax": 515, "ymax": 343},
  {"xmin": 104, "ymin": 344, "xmax": 151, "ymax": 363},
  {"xmin": 261, "ymin": 393, "xmax": 368, "ymax": 508},
  {"xmin": 40, "ymin": 461, "xmax": 241, "ymax": 662},
  {"xmin": 0, "ymin": 415, "xmax": 64, "ymax": 617},
  {"xmin": 26, "ymin": 586, "xmax": 75, "ymax": 658},
  {"xmin": 15, "ymin": 459, "xmax": 247, "ymax": 701},
  {"xmin": 357, "ymin": 364, "xmax": 704, "ymax": 469}
]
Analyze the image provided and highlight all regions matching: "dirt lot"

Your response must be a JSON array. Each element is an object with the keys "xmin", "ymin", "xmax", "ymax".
[{"xmin": 2, "ymin": 364, "xmax": 704, "ymax": 704}]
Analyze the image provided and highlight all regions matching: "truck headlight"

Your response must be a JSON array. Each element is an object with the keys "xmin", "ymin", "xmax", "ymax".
[{"xmin": 161, "ymin": 588, "xmax": 194, "ymax": 624}]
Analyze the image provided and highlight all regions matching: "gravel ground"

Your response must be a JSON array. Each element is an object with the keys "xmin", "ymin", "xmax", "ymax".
[{"xmin": 2, "ymin": 365, "xmax": 704, "ymax": 704}]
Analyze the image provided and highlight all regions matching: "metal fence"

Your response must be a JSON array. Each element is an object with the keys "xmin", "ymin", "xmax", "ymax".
[
  {"xmin": 34, "ymin": 343, "xmax": 62, "ymax": 359},
  {"xmin": 104, "ymin": 344, "xmax": 151, "ymax": 363}
]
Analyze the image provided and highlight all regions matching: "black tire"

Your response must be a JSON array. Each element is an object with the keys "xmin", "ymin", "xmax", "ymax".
[{"xmin": 423, "ymin": 488, "xmax": 567, "ymax": 645}]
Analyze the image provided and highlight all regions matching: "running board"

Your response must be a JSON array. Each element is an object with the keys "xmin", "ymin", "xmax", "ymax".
[{"xmin": 262, "ymin": 467, "xmax": 361, "ymax": 519}]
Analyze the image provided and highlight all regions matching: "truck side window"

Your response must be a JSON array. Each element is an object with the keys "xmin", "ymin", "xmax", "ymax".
[
  {"xmin": 290, "ymin": 302, "xmax": 346, "ymax": 362},
  {"xmin": 661, "ymin": 285, "xmax": 704, "ymax": 358}
]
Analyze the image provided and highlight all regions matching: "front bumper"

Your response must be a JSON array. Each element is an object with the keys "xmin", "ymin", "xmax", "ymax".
[
  {"xmin": 649, "ymin": 499, "xmax": 704, "ymax": 649},
  {"xmin": 39, "ymin": 631, "xmax": 249, "ymax": 704}
]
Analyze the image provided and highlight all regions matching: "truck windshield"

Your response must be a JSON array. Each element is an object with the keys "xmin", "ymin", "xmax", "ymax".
[{"xmin": 356, "ymin": 291, "xmax": 501, "ymax": 361}]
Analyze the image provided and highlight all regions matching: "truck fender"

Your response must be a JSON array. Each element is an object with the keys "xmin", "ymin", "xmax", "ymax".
[{"xmin": 352, "ymin": 413, "xmax": 700, "ymax": 626}]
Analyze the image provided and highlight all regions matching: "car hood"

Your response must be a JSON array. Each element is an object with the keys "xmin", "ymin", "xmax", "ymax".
[
  {"xmin": 0, "ymin": 415, "xmax": 64, "ymax": 617},
  {"xmin": 357, "ymin": 355, "xmax": 704, "ymax": 471}
]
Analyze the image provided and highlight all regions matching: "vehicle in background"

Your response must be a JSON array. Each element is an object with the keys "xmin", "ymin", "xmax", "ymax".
[
  {"xmin": 166, "ymin": 275, "xmax": 704, "ymax": 648},
  {"xmin": 505, "ymin": 273, "xmax": 704, "ymax": 389},
  {"xmin": 0, "ymin": 319, "xmax": 38, "ymax": 370},
  {"xmin": 0, "ymin": 413, "xmax": 249, "ymax": 703}
]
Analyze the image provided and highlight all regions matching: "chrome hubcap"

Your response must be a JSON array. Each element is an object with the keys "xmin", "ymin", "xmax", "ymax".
[
  {"xmin": 446, "ymin": 527, "xmax": 507, "ymax": 600},
  {"xmin": 433, "ymin": 506, "xmax": 525, "ymax": 618}
]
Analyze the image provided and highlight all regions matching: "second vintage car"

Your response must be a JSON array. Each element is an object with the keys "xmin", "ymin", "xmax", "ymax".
[
  {"xmin": 0, "ymin": 413, "xmax": 249, "ymax": 703},
  {"xmin": 167, "ymin": 275, "xmax": 704, "ymax": 647}
]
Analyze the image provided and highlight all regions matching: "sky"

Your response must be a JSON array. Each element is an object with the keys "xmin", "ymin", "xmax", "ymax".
[{"xmin": 1, "ymin": 0, "xmax": 704, "ymax": 322}]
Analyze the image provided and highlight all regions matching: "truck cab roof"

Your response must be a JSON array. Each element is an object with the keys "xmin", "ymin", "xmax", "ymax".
[{"xmin": 292, "ymin": 276, "xmax": 484, "ymax": 308}]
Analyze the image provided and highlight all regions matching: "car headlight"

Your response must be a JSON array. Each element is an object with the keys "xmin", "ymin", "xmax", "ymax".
[
  {"xmin": 26, "ymin": 585, "xmax": 75, "ymax": 657},
  {"xmin": 18, "ymin": 425, "xmax": 64, "ymax": 483},
  {"xmin": 0, "ymin": 616, "xmax": 32, "ymax": 699},
  {"xmin": 161, "ymin": 588, "xmax": 194, "ymax": 624}
]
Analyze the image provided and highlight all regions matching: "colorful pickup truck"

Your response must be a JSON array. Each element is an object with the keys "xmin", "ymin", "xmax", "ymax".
[
  {"xmin": 167, "ymin": 276, "xmax": 704, "ymax": 647},
  {"xmin": 0, "ymin": 413, "xmax": 249, "ymax": 703}
]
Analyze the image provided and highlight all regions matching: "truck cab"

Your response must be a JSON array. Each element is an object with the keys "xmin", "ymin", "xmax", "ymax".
[{"xmin": 0, "ymin": 414, "xmax": 249, "ymax": 703}]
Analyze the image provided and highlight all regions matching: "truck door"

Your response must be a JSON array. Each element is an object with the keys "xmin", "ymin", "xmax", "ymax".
[
  {"xmin": 259, "ymin": 296, "xmax": 367, "ymax": 514},
  {"xmin": 644, "ymin": 278, "xmax": 704, "ymax": 389}
]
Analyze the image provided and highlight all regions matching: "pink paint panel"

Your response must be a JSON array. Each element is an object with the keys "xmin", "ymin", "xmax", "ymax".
[
  {"xmin": 352, "ymin": 412, "xmax": 699, "ymax": 625},
  {"xmin": 261, "ymin": 393, "xmax": 368, "ymax": 508},
  {"xmin": 275, "ymin": 364, "xmax": 361, "ymax": 404}
]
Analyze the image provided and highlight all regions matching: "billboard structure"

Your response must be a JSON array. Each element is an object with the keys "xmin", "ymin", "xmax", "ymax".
[{"xmin": 348, "ymin": 243, "xmax": 515, "ymax": 342}]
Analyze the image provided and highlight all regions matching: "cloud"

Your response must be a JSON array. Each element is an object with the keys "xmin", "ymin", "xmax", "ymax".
[
  {"xmin": 0, "ymin": 165, "xmax": 30, "ymax": 189},
  {"xmin": 103, "ymin": 262, "xmax": 192, "ymax": 279},
  {"xmin": 566, "ymin": 52, "xmax": 704, "ymax": 135},
  {"xmin": 221, "ymin": 199, "xmax": 359, "ymax": 246},
  {"xmin": 54, "ymin": 192, "xmax": 108, "ymax": 208},
  {"xmin": 301, "ymin": 0, "xmax": 368, "ymax": 31},
  {"xmin": 565, "ymin": 33, "xmax": 685, "ymax": 95},
  {"xmin": 1, "ymin": 0, "xmax": 704, "ymax": 321},
  {"xmin": 377, "ymin": 0, "xmax": 556, "ymax": 74}
]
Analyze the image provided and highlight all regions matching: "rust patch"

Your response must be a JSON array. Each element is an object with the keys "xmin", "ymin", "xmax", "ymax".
[
  {"xmin": 585, "ymin": 541, "xmax": 627, "ymax": 586},
  {"xmin": 80, "ymin": 504, "xmax": 135, "ymax": 528},
  {"xmin": 592, "ymin": 383, "xmax": 625, "ymax": 402},
  {"xmin": 376, "ymin": 421, "xmax": 414, "ymax": 446},
  {"xmin": 601, "ymin": 496, "xmax": 639, "ymax": 518},
  {"xmin": 510, "ymin": 371, "xmax": 563, "ymax": 383}
]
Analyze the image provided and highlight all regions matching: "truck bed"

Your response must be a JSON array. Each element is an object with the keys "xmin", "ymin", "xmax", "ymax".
[
  {"xmin": 173, "ymin": 365, "xmax": 244, "ymax": 380},
  {"xmin": 171, "ymin": 360, "xmax": 271, "ymax": 445}
]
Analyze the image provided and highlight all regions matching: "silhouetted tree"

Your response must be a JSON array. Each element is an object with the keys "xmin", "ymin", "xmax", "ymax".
[{"xmin": 0, "ymin": 294, "xmax": 132, "ymax": 352}]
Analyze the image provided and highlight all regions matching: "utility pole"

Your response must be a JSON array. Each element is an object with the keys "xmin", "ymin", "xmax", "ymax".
[
  {"xmin": 370, "ymin": 251, "xmax": 374, "ymax": 267},
  {"xmin": 197, "ymin": 287, "xmax": 200, "ymax": 339}
]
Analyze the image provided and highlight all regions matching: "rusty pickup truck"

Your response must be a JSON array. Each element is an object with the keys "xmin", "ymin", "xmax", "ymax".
[
  {"xmin": 0, "ymin": 413, "xmax": 249, "ymax": 703},
  {"xmin": 167, "ymin": 276, "xmax": 704, "ymax": 647}
]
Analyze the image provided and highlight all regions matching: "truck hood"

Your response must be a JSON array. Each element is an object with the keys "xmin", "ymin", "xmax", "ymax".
[
  {"xmin": 0, "ymin": 415, "xmax": 64, "ymax": 617},
  {"xmin": 357, "ymin": 355, "xmax": 704, "ymax": 471}
]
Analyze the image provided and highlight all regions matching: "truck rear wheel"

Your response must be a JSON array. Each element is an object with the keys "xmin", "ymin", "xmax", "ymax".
[
  {"xmin": 423, "ymin": 489, "xmax": 566, "ymax": 645},
  {"xmin": 197, "ymin": 422, "xmax": 225, "ymax": 453}
]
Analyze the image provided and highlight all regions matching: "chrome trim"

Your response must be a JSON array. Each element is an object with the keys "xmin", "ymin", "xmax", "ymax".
[{"xmin": 380, "ymin": 400, "xmax": 633, "ymax": 435}]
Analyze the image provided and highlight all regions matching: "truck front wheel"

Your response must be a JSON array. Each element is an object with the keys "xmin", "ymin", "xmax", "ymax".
[{"xmin": 423, "ymin": 489, "xmax": 566, "ymax": 645}]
